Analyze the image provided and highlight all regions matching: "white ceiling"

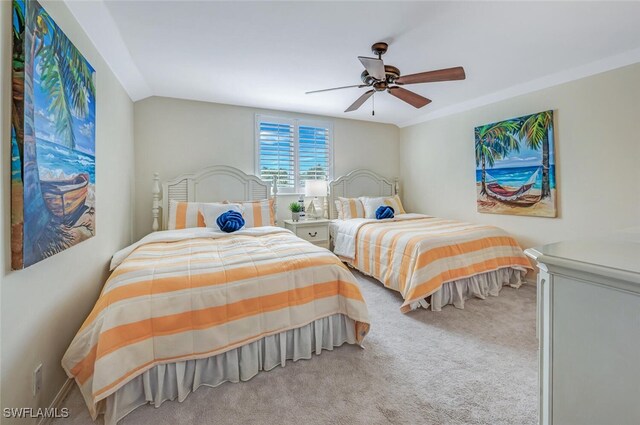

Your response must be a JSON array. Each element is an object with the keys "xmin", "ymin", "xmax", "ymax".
[{"xmin": 67, "ymin": 1, "xmax": 640, "ymax": 127}]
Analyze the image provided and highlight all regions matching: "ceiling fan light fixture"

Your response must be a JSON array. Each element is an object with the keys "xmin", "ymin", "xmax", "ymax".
[
  {"xmin": 360, "ymin": 70, "xmax": 376, "ymax": 86},
  {"xmin": 385, "ymin": 65, "xmax": 401, "ymax": 83},
  {"xmin": 373, "ymin": 81, "xmax": 388, "ymax": 91}
]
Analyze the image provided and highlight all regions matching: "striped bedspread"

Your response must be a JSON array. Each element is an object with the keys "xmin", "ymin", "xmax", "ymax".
[
  {"xmin": 62, "ymin": 227, "xmax": 370, "ymax": 418},
  {"xmin": 333, "ymin": 215, "xmax": 531, "ymax": 312}
]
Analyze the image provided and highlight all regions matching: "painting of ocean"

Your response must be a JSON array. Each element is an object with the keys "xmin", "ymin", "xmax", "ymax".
[
  {"xmin": 475, "ymin": 110, "xmax": 557, "ymax": 217},
  {"xmin": 36, "ymin": 139, "xmax": 96, "ymax": 183},
  {"xmin": 11, "ymin": 0, "xmax": 96, "ymax": 269},
  {"xmin": 475, "ymin": 165, "xmax": 556, "ymax": 191}
]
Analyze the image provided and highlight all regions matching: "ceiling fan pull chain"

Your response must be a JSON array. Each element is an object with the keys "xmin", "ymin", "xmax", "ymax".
[{"xmin": 372, "ymin": 92, "xmax": 375, "ymax": 116}]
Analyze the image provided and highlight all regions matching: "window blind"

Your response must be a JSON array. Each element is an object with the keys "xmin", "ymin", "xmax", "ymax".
[
  {"xmin": 298, "ymin": 124, "xmax": 331, "ymax": 189},
  {"xmin": 257, "ymin": 120, "xmax": 295, "ymax": 190},
  {"xmin": 256, "ymin": 115, "xmax": 333, "ymax": 193}
]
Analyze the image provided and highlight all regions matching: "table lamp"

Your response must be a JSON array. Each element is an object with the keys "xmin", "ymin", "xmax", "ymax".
[{"xmin": 304, "ymin": 180, "xmax": 327, "ymax": 220}]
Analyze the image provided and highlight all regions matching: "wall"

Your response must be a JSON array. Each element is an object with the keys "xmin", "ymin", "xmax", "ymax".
[
  {"xmin": 399, "ymin": 63, "xmax": 640, "ymax": 250},
  {"xmin": 0, "ymin": 1, "xmax": 135, "ymax": 421},
  {"xmin": 133, "ymin": 97, "xmax": 400, "ymax": 239}
]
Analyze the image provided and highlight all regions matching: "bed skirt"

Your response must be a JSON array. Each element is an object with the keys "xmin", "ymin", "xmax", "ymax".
[
  {"xmin": 426, "ymin": 267, "xmax": 526, "ymax": 311},
  {"xmin": 346, "ymin": 261, "xmax": 527, "ymax": 312},
  {"xmin": 98, "ymin": 314, "xmax": 358, "ymax": 425}
]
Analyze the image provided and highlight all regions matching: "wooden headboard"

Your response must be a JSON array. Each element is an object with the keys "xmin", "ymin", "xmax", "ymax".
[
  {"xmin": 328, "ymin": 169, "xmax": 398, "ymax": 219},
  {"xmin": 152, "ymin": 165, "xmax": 275, "ymax": 231}
]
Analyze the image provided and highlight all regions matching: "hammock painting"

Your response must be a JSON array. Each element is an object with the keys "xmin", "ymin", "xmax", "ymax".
[
  {"xmin": 475, "ymin": 111, "xmax": 557, "ymax": 217},
  {"xmin": 485, "ymin": 168, "xmax": 541, "ymax": 206}
]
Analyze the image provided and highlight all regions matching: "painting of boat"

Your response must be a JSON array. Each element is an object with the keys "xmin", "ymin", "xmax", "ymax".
[
  {"xmin": 475, "ymin": 111, "xmax": 556, "ymax": 217},
  {"xmin": 11, "ymin": 0, "xmax": 96, "ymax": 269},
  {"xmin": 41, "ymin": 173, "xmax": 90, "ymax": 221}
]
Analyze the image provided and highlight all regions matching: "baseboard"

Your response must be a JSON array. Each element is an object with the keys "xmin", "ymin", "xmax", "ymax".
[{"xmin": 37, "ymin": 378, "xmax": 73, "ymax": 425}]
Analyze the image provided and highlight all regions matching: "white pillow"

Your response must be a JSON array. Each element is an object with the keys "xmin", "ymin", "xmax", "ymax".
[
  {"xmin": 336, "ymin": 197, "xmax": 366, "ymax": 219},
  {"xmin": 334, "ymin": 200, "xmax": 343, "ymax": 219},
  {"xmin": 360, "ymin": 197, "xmax": 393, "ymax": 219},
  {"xmin": 200, "ymin": 203, "xmax": 244, "ymax": 231}
]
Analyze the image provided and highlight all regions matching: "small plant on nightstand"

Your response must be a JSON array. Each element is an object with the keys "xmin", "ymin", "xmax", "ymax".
[{"xmin": 289, "ymin": 202, "xmax": 301, "ymax": 222}]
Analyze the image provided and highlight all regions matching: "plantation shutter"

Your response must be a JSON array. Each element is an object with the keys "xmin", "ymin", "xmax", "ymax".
[
  {"xmin": 256, "ymin": 118, "xmax": 295, "ymax": 191},
  {"xmin": 256, "ymin": 115, "xmax": 333, "ymax": 193},
  {"xmin": 298, "ymin": 123, "xmax": 331, "ymax": 191}
]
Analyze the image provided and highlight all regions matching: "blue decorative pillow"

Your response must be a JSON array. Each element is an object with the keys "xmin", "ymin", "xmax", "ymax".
[
  {"xmin": 375, "ymin": 205, "xmax": 394, "ymax": 220},
  {"xmin": 216, "ymin": 210, "xmax": 245, "ymax": 233}
]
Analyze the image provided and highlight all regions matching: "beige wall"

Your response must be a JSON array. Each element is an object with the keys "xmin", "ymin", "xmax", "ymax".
[
  {"xmin": 133, "ymin": 97, "xmax": 400, "ymax": 239},
  {"xmin": 399, "ymin": 63, "xmax": 640, "ymax": 250},
  {"xmin": 0, "ymin": 1, "xmax": 135, "ymax": 421}
]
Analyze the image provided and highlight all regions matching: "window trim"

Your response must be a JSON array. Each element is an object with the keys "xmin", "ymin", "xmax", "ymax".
[{"xmin": 255, "ymin": 114, "xmax": 334, "ymax": 194}]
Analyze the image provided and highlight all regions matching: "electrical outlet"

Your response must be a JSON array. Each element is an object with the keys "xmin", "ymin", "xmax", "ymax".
[{"xmin": 33, "ymin": 364, "xmax": 42, "ymax": 396}]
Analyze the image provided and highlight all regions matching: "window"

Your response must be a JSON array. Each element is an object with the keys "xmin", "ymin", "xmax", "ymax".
[{"xmin": 256, "ymin": 115, "xmax": 333, "ymax": 193}]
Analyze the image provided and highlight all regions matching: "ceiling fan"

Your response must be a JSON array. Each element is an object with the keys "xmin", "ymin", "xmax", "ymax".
[{"xmin": 306, "ymin": 42, "xmax": 466, "ymax": 114}]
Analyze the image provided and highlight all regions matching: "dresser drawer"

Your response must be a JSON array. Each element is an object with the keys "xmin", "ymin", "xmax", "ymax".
[{"xmin": 295, "ymin": 224, "xmax": 328, "ymax": 242}]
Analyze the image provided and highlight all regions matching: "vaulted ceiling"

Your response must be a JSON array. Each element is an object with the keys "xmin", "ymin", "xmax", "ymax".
[{"xmin": 67, "ymin": 1, "xmax": 640, "ymax": 126}]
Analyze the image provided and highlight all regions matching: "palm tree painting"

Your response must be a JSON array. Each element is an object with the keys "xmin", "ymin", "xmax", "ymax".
[
  {"xmin": 11, "ymin": 0, "xmax": 96, "ymax": 269},
  {"xmin": 475, "ymin": 111, "xmax": 556, "ymax": 217}
]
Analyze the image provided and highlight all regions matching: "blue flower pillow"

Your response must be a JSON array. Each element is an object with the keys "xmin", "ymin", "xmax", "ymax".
[
  {"xmin": 375, "ymin": 205, "xmax": 394, "ymax": 220},
  {"xmin": 216, "ymin": 210, "xmax": 245, "ymax": 233},
  {"xmin": 200, "ymin": 203, "xmax": 243, "ymax": 231}
]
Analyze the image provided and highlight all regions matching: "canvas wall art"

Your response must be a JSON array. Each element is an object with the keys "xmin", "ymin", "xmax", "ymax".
[
  {"xmin": 12, "ymin": 0, "xmax": 96, "ymax": 269},
  {"xmin": 475, "ymin": 110, "xmax": 556, "ymax": 217}
]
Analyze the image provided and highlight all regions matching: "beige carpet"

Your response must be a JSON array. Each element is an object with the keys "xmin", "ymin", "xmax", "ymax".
[{"xmin": 54, "ymin": 271, "xmax": 538, "ymax": 425}]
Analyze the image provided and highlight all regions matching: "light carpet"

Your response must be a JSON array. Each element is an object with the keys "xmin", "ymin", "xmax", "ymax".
[{"xmin": 53, "ymin": 270, "xmax": 538, "ymax": 425}]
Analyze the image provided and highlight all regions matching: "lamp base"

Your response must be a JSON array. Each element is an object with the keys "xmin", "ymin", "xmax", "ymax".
[{"xmin": 306, "ymin": 199, "xmax": 319, "ymax": 219}]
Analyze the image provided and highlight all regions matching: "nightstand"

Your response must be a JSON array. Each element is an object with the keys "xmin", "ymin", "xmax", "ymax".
[{"xmin": 283, "ymin": 219, "xmax": 330, "ymax": 249}]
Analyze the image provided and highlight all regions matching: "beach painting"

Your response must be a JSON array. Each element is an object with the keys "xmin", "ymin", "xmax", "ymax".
[
  {"xmin": 11, "ymin": 0, "xmax": 96, "ymax": 269},
  {"xmin": 475, "ymin": 111, "xmax": 556, "ymax": 217}
]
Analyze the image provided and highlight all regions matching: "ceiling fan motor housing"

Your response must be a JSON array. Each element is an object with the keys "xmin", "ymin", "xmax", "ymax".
[{"xmin": 361, "ymin": 65, "xmax": 401, "ymax": 86}]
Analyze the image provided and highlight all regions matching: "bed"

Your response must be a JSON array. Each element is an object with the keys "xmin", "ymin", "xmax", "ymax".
[
  {"xmin": 328, "ymin": 169, "xmax": 531, "ymax": 312},
  {"xmin": 62, "ymin": 166, "xmax": 370, "ymax": 424}
]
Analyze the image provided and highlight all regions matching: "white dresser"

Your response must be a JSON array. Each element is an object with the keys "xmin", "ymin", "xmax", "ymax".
[{"xmin": 525, "ymin": 232, "xmax": 640, "ymax": 425}]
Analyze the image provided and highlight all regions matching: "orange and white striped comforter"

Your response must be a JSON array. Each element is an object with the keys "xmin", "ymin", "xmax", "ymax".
[
  {"xmin": 333, "ymin": 214, "xmax": 531, "ymax": 312},
  {"xmin": 62, "ymin": 227, "xmax": 370, "ymax": 418}
]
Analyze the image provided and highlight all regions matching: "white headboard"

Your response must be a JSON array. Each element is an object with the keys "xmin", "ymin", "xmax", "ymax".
[
  {"xmin": 328, "ymin": 169, "xmax": 398, "ymax": 219},
  {"xmin": 152, "ymin": 165, "xmax": 275, "ymax": 231}
]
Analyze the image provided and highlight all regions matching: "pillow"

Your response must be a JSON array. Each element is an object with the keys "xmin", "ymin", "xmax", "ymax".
[
  {"xmin": 201, "ymin": 203, "xmax": 244, "ymax": 230},
  {"xmin": 336, "ymin": 197, "xmax": 365, "ymax": 219},
  {"xmin": 225, "ymin": 199, "xmax": 275, "ymax": 228},
  {"xmin": 375, "ymin": 205, "xmax": 394, "ymax": 220},
  {"xmin": 386, "ymin": 195, "xmax": 406, "ymax": 215},
  {"xmin": 334, "ymin": 200, "xmax": 343, "ymax": 219},
  {"xmin": 360, "ymin": 195, "xmax": 406, "ymax": 219},
  {"xmin": 216, "ymin": 211, "xmax": 245, "ymax": 233},
  {"xmin": 167, "ymin": 200, "xmax": 207, "ymax": 230}
]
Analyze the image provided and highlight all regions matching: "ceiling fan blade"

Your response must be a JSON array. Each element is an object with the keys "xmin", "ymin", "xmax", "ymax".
[
  {"xmin": 388, "ymin": 87, "xmax": 431, "ymax": 109},
  {"xmin": 345, "ymin": 90, "xmax": 375, "ymax": 112},
  {"xmin": 306, "ymin": 84, "xmax": 368, "ymax": 94},
  {"xmin": 358, "ymin": 56, "xmax": 386, "ymax": 80},
  {"xmin": 396, "ymin": 66, "xmax": 466, "ymax": 85}
]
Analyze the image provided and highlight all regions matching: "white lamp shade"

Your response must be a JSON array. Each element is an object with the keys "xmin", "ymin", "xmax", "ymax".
[{"xmin": 304, "ymin": 180, "xmax": 327, "ymax": 197}]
